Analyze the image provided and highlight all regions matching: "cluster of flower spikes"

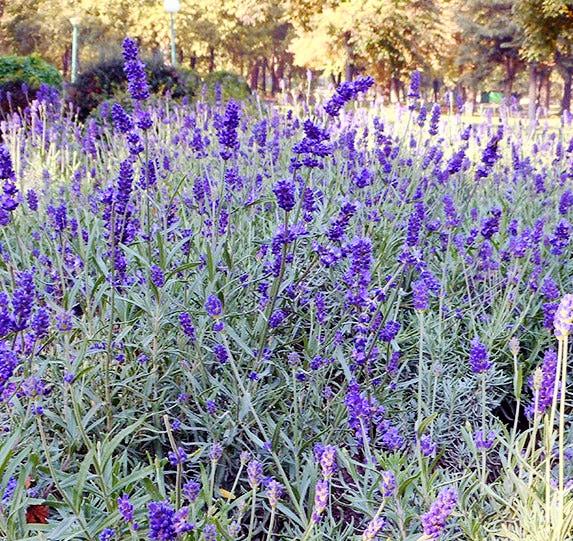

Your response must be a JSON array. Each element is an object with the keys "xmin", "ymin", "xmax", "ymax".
[
  {"xmin": 0, "ymin": 145, "xmax": 19, "ymax": 226},
  {"xmin": 291, "ymin": 119, "xmax": 332, "ymax": 170},
  {"xmin": 323, "ymin": 76, "xmax": 375, "ymax": 117},
  {"xmin": 144, "ymin": 500, "xmax": 194, "ymax": 541}
]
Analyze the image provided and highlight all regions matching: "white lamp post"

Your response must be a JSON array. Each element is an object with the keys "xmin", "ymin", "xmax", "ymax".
[
  {"xmin": 163, "ymin": 0, "xmax": 180, "ymax": 67},
  {"xmin": 69, "ymin": 15, "xmax": 81, "ymax": 83}
]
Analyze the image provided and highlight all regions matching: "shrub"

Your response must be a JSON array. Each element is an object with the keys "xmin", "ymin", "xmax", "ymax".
[
  {"xmin": 203, "ymin": 70, "xmax": 251, "ymax": 101},
  {"xmin": 0, "ymin": 55, "xmax": 62, "ymax": 117},
  {"xmin": 68, "ymin": 57, "xmax": 202, "ymax": 120},
  {"xmin": 0, "ymin": 55, "xmax": 62, "ymax": 88}
]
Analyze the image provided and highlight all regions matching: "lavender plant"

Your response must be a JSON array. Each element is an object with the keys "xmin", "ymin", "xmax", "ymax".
[{"xmin": 0, "ymin": 40, "xmax": 572, "ymax": 540}]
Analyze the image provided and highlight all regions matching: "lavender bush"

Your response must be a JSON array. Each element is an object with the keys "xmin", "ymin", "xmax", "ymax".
[{"xmin": 0, "ymin": 40, "xmax": 572, "ymax": 540}]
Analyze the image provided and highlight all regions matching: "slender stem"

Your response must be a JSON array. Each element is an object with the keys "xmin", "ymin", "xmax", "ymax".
[
  {"xmin": 248, "ymin": 487, "xmax": 257, "ymax": 540},
  {"xmin": 416, "ymin": 311, "xmax": 425, "ymax": 426},
  {"xmin": 265, "ymin": 508, "xmax": 276, "ymax": 541},
  {"xmin": 480, "ymin": 374, "xmax": 487, "ymax": 490},
  {"xmin": 558, "ymin": 335, "xmax": 568, "ymax": 536},
  {"xmin": 164, "ymin": 415, "xmax": 182, "ymax": 509}
]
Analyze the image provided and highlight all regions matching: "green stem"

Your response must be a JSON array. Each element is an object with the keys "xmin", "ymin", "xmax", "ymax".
[{"xmin": 248, "ymin": 487, "xmax": 257, "ymax": 540}]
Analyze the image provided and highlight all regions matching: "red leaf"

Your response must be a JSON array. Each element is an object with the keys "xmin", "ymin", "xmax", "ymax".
[{"xmin": 26, "ymin": 504, "xmax": 49, "ymax": 524}]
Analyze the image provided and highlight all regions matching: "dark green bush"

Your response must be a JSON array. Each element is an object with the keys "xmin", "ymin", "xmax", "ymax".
[
  {"xmin": 0, "ymin": 55, "xmax": 63, "ymax": 88},
  {"xmin": 203, "ymin": 70, "xmax": 251, "ymax": 102},
  {"xmin": 68, "ymin": 57, "xmax": 202, "ymax": 120},
  {"xmin": 0, "ymin": 55, "xmax": 62, "ymax": 117}
]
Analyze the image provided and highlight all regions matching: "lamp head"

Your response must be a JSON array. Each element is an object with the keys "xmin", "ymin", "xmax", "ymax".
[{"xmin": 163, "ymin": 0, "xmax": 180, "ymax": 13}]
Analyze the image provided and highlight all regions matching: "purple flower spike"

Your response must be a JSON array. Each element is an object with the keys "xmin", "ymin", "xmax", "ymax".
[
  {"xmin": 362, "ymin": 517, "xmax": 386, "ymax": 541},
  {"xmin": 122, "ymin": 38, "xmax": 150, "ymax": 101},
  {"xmin": 311, "ymin": 479, "xmax": 329, "ymax": 523},
  {"xmin": 421, "ymin": 487, "xmax": 457, "ymax": 539},
  {"xmin": 380, "ymin": 470, "xmax": 396, "ymax": 498},
  {"xmin": 205, "ymin": 295, "xmax": 223, "ymax": 317},
  {"xmin": 469, "ymin": 338, "xmax": 491, "ymax": 374},
  {"xmin": 554, "ymin": 294, "xmax": 573, "ymax": 339}
]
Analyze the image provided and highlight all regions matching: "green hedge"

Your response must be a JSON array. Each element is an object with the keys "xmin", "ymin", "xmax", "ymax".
[
  {"xmin": 0, "ymin": 55, "xmax": 62, "ymax": 88},
  {"xmin": 204, "ymin": 70, "xmax": 251, "ymax": 101}
]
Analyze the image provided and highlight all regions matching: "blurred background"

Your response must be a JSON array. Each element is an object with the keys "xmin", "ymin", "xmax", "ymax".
[{"xmin": 0, "ymin": 0, "xmax": 572, "ymax": 118}]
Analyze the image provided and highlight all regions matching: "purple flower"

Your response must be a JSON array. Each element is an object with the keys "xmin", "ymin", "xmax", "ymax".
[
  {"xmin": 150, "ymin": 265, "xmax": 165, "ymax": 288},
  {"xmin": 265, "ymin": 478, "xmax": 283, "ymax": 508},
  {"xmin": 217, "ymin": 100, "xmax": 240, "ymax": 159},
  {"xmin": 476, "ymin": 126, "xmax": 503, "ymax": 180},
  {"xmin": 421, "ymin": 487, "xmax": 457, "ymax": 539},
  {"xmin": 324, "ymin": 76, "xmax": 374, "ymax": 117},
  {"xmin": 205, "ymin": 295, "xmax": 223, "ymax": 317},
  {"xmin": 203, "ymin": 524, "xmax": 217, "ymax": 541},
  {"xmin": 408, "ymin": 70, "xmax": 421, "ymax": 102},
  {"xmin": 0, "ymin": 342, "xmax": 19, "ymax": 394},
  {"xmin": 317, "ymin": 445, "xmax": 337, "ymax": 479},
  {"xmin": 247, "ymin": 459, "xmax": 263, "ymax": 489},
  {"xmin": 111, "ymin": 103, "xmax": 134, "ymax": 133},
  {"xmin": 2, "ymin": 477, "xmax": 16, "ymax": 505},
  {"xmin": 541, "ymin": 277, "xmax": 560, "ymax": 300},
  {"xmin": 559, "ymin": 190, "xmax": 573, "ymax": 215},
  {"xmin": 468, "ymin": 338, "xmax": 491, "ymax": 374},
  {"xmin": 117, "ymin": 493, "xmax": 134, "ymax": 523},
  {"xmin": 550, "ymin": 220, "xmax": 571, "ymax": 256},
  {"xmin": 362, "ymin": 517, "xmax": 386, "ymax": 541},
  {"xmin": 480, "ymin": 208, "xmax": 502, "ymax": 240},
  {"xmin": 179, "ymin": 313, "xmax": 195, "ymax": 341},
  {"xmin": 554, "ymin": 294, "xmax": 573, "ymax": 339},
  {"xmin": 148, "ymin": 501, "xmax": 176, "ymax": 541},
  {"xmin": 269, "ymin": 309, "xmax": 286, "ymax": 329},
  {"xmin": 213, "ymin": 343, "xmax": 228, "ymax": 364},
  {"xmin": 122, "ymin": 38, "xmax": 150, "ymax": 101},
  {"xmin": 311, "ymin": 479, "xmax": 329, "ymax": 523},
  {"xmin": 380, "ymin": 470, "xmax": 396, "ymax": 498},
  {"xmin": 183, "ymin": 480, "xmax": 201, "ymax": 502},
  {"xmin": 474, "ymin": 430, "xmax": 495, "ymax": 450},
  {"xmin": 527, "ymin": 349, "xmax": 558, "ymax": 417},
  {"xmin": 26, "ymin": 190, "xmax": 38, "ymax": 211},
  {"xmin": 209, "ymin": 442, "xmax": 223, "ymax": 462},
  {"xmin": 420, "ymin": 433, "xmax": 437, "ymax": 457},
  {"xmin": 380, "ymin": 320, "xmax": 400, "ymax": 342},
  {"xmin": 168, "ymin": 447, "xmax": 187, "ymax": 466},
  {"xmin": 173, "ymin": 507, "xmax": 193, "ymax": 535},
  {"xmin": 428, "ymin": 104, "xmax": 440, "ymax": 136},
  {"xmin": 272, "ymin": 179, "xmax": 296, "ymax": 212},
  {"xmin": 99, "ymin": 529, "xmax": 115, "ymax": 541},
  {"xmin": 412, "ymin": 279, "xmax": 429, "ymax": 310}
]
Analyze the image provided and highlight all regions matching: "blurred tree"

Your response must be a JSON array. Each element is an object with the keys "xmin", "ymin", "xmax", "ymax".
[{"xmin": 454, "ymin": 0, "xmax": 523, "ymax": 98}]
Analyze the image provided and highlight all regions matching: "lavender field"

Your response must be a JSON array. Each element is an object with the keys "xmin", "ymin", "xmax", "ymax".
[{"xmin": 1, "ymin": 38, "xmax": 573, "ymax": 541}]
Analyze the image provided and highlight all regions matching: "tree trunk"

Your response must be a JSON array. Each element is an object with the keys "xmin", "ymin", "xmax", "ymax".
[
  {"xmin": 504, "ymin": 56, "xmax": 516, "ymax": 97},
  {"xmin": 432, "ymin": 79, "xmax": 440, "ymax": 102},
  {"xmin": 270, "ymin": 58, "xmax": 279, "ymax": 94},
  {"xmin": 208, "ymin": 47, "xmax": 215, "ymax": 73},
  {"xmin": 528, "ymin": 62, "xmax": 538, "ymax": 126},
  {"xmin": 344, "ymin": 31, "xmax": 353, "ymax": 82},
  {"xmin": 389, "ymin": 77, "xmax": 401, "ymax": 103},
  {"xmin": 261, "ymin": 59, "xmax": 267, "ymax": 94},
  {"xmin": 544, "ymin": 70, "xmax": 551, "ymax": 112},
  {"xmin": 562, "ymin": 69, "xmax": 572, "ymax": 114},
  {"xmin": 249, "ymin": 61, "xmax": 260, "ymax": 92}
]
